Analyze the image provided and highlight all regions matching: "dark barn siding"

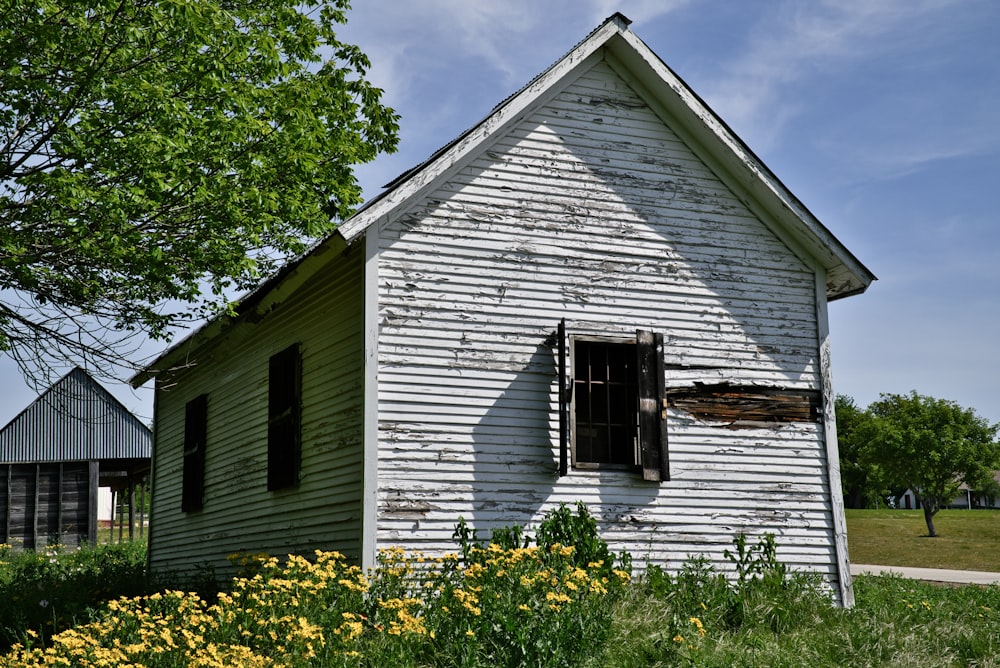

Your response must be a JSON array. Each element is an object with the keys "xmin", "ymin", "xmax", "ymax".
[
  {"xmin": 0, "ymin": 463, "xmax": 91, "ymax": 548},
  {"xmin": 0, "ymin": 369, "xmax": 151, "ymax": 548}
]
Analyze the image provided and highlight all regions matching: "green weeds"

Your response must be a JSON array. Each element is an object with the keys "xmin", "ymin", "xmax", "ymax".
[
  {"xmin": 590, "ymin": 534, "xmax": 1000, "ymax": 668},
  {"xmin": 0, "ymin": 541, "xmax": 147, "ymax": 650}
]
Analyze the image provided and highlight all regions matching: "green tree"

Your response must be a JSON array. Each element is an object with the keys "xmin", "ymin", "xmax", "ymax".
[
  {"xmin": 862, "ymin": 391, "xmax": 1000, "ymax": 537},
  {"xmin": 836, "ymin": 395, "xmax": 881, "ymax": 508},
  {"xmin": 1, "ymin": 0, "xmax": 398, "ymax": 383}
]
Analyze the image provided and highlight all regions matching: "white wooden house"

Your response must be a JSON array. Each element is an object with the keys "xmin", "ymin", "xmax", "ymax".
[{"xmin": 133, "ymin": 14, "xmax": 874, "ymax": 605}]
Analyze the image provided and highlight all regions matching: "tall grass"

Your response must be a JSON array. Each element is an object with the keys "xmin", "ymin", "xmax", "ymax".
[{"xmin": 588, "ymin": 562, "xmax": 1000, "ymax": 667}]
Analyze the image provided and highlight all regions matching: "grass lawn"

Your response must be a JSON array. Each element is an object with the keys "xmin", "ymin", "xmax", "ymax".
[{"xmin": 846, "ymin": 508, "xmax": 1000, "ymax": 572}]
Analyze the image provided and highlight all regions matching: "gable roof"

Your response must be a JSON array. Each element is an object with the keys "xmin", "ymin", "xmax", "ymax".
[
  {"xmin": 1, "ymin": 367, "xmax": 151, "ymax": 463},
  {"xmin": 132, "ymin": 13, "xmax": 874, "ymax": 387},
  {"xmin": 338, "ymin": 13, "xmax": 874, "ymax": 292}
]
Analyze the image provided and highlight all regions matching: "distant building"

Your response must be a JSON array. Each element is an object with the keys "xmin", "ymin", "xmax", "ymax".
[
  {"xmin": 899, "ymin": 472, "xmax": 1000, "ymax": 510},
  {"xmin": 0, "ymin": 368, "xmax": 151, "ymax": 548}
]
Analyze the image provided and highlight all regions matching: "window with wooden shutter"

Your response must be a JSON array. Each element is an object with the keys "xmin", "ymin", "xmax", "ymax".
[
  {"xmin": 268, "ymin": 343, "xmax": 302, "ymax": 491},
  {"xmin": 182, "ymin": 394, "xmax": 208, "ymax": 512},
  {"xmin": 558, "ymin": 326, "xmax": 668, "ymax": 481}
]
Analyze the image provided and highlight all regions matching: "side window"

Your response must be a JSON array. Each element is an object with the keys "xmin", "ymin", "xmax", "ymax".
[
  {"xmin": 182, "ymin": 394, "xmax": 208, "ymax": 512},
  {"xmin": 557, "ymin": 322, "xmax": 668, "ymax": 481},
  {"xmin": 268, "ymin": 343, "xmax": 302, "ymax": 491},
  {"xmin": 573, "ymin": 340, "xmax": 639, "ymax": 466}
]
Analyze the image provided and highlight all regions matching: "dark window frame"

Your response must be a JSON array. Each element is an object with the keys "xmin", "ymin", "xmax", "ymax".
[
  {"xmin": 557, "ymin": 321, "xmax": 668, "ymax": 481},
  {"xmin": 268, "ymin": 343, "xmax": 302, "ymax": 491},
  {"xmin": 182, "ymin": 394, "xmax": 208, "ymax": 512}
]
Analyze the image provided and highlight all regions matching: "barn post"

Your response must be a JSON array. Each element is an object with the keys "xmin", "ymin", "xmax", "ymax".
[
  {"xmin": 88, "ymin": 461, "xmax": 99, "ymax": 546},
  {"xmin": 32, "ymin": 463, "xmax": 40, "ymax": 550},
  {"xmin": 4, "ymin": 465, "xmax": 11, "ymax": 544},
  {"xmin": 117, "ymin": 487, "xmax": 124, "ymax": 543},
  {"xmin": 127, "ymin": 477, "xmax": 136, "ymax": 541},
  {"xmin": 56, "ymin": 463, "xmax": 64, "ymax": 544},
  {"xmin": 138, "ymin": 477, "xmax": 146, "ymax": 539}
]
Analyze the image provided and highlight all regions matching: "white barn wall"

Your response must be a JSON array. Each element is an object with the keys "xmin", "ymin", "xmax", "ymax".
[
  {"xmin": 374, "ymin": 57, "xmax": 840, "ymax": 588},
  {"xmin": 148, "ymin": 249, "xmax": 366, "ymax": 579}
]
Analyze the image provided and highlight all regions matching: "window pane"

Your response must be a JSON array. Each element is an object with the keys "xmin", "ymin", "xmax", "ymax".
[
  {"xmin": 591, "ymin": 382, "xmax": 609, "ymax": 423},
  {"xmin": 576, "ymin": 430, "xmax": 594, "ymax": 463},
  {"xmin": 607, "ymin": 345, "xmax": 629, "ymax": 382},
  {"xmin": 182, "ymin": 394, "xmax": 207, "ymax": 513},
  {"xmin": 609, "ymin": 385, "xmax": 629, "ymax": 425},
  {"xmin": 574, "ymin": 342, "xmax": 591, "ymax": 381},
  {"xmin": 590, "ymin": 427, "xmax": 610, "ymax": 464},
  {"xmin": 574, "ymin": 379, "xmax": 591, "ymax": 424},
  {"xmin": 609, "ymin": 426, "xmax": 633, "ymax": 465}
]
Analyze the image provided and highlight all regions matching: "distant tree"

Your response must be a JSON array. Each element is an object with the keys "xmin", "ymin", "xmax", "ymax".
[
  {"xmin": 836, "ymin": 395, "xmax": 880, "ymax": 508},
  {"xmin": 1, "ymin": 0, "xmax": 398, "ymax": 386},
  {"xmin": 861, "ymin": 392, "xmax": 1000, "ymax": 537},
  {"xmin": 975, "ymin": 476, "xmax": 1000, "ymax": 508}
]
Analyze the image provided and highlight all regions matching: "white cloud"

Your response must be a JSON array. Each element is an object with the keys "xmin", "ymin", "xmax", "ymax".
[
  {"xmin": 701, "ymin": 0, "xmax": 968, "ymax": 151},
  {"xmin": 848, "ymin": 135, "xmax": 996, "ymax": 181},
  {"xmin": 344, "ymin": 1, "xmax": 691, "ymax": 104}
]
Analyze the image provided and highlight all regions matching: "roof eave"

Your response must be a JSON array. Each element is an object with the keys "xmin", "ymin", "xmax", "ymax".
[{"xmin": 129, "ymin": 232, "xmax": 349, "ymax": 388}]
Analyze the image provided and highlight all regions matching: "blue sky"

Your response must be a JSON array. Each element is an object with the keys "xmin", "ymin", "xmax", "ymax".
[{"xmin": 2, "ymin": 0, "xmax": 999, "ymax": 427}]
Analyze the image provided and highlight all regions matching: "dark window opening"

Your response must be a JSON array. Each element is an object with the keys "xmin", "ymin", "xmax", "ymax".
[
  {"xmin": 573, "ymin": 340, "xmax": 639, "ymax": 467},
  {"xmin": 557, "ymin": 323, "xmax": 668, "ymax": 481},
  {"xmin": 268, "ymin": 343, "xmax": 301, "ymax": 491},
  {"xmin": 182, "ymin": 394, "xmax": 208, "ymax": 512}
]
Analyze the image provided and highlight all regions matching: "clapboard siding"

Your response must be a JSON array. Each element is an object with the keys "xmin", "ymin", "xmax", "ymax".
[
  {"xmin": 374, "ymin": 56, "xmax": 837, "ymax": 583},
  {"xmin": 148, "ymin": 249, "xmax": 366, "ymax": 579}
]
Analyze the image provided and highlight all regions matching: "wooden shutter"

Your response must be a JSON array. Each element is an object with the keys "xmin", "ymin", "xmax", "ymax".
[
  {"xmin": 182, "ymin": 394, "xmax": 208, "ymax": 512},
  {"xmin": 268, "ymin": 343, "xmax": 302, "ymax": 491},
  {"xmin": 558, "ymin": 319, "xmax": 569, "ymax": 477},
  {"xmin": 636, "ymin": 330, "xmax": 669, "ymax": 481}
]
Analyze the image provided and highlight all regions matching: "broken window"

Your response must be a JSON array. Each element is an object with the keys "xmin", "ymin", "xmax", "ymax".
[
  {"xmin": 557, "ymin": 321, "xmax": 669, "ymax": 481},
  {"xmin": 182, "ymin": 394, "xmax": 208, "ymax": 512},
  {"xmin": 268, "ymin": 343, "xmax": 302, "ymax": 491}
]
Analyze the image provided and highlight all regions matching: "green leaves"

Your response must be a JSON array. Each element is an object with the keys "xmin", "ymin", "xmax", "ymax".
[{"xmin": 0, "ymin": 0, "xmax": 399, "ymax": 372}]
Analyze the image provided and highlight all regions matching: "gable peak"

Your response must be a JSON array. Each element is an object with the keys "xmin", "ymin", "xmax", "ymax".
[{"xmin": 605, "ymin": 12, "xmax": 632, "ymax": 28}]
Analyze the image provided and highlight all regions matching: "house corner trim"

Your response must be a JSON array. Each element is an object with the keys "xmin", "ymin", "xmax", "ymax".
[
  {"xmin": 361, "ymin": 228, "xmax": 381, "ymax": 570},
  {"xmin": 816, "ymin": 270, "xmax": 854, "ymax": 607}
]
